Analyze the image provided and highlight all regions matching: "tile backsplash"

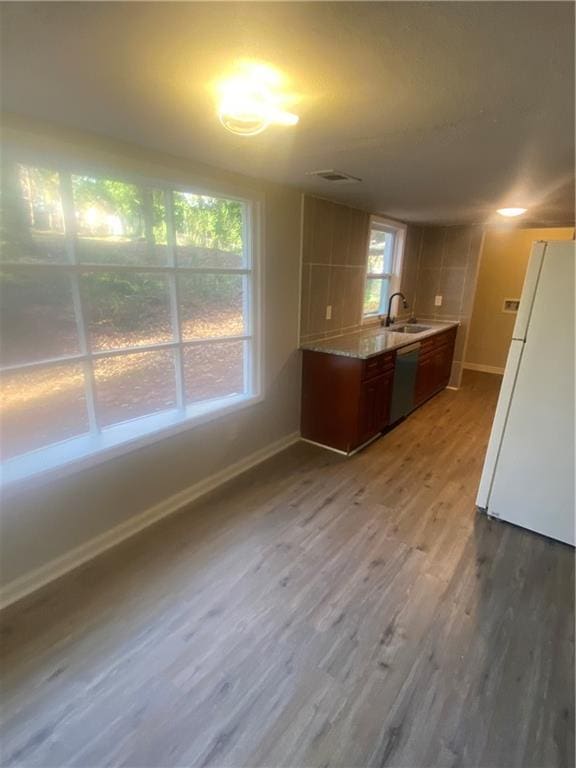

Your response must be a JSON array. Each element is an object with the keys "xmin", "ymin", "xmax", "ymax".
[
  {"xmin": 299, "ymin": 193, "xmax": 483, "ymax": 388},
  {"xmin": 403, "ymin": 225, "xmax": 484, "ymax": 386},
  {"xmin": 300, "ymin": 195, "xmax": 370, "ymax": 342}
]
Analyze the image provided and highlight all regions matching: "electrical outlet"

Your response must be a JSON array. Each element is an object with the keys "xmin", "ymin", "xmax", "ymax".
[
  {"xmin": 325, "ymin": 305, "xmax": 332, "ymax": 320},
  {"xmin": 434, "ymin": 295, "xmax": 443, "ymax": 307}
]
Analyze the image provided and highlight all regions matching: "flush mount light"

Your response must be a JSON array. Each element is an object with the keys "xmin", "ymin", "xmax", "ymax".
[
  {"xmin": 216, "ymin": 61, "xmax": 299, "ymax": 137},
  {"xmin": 497, "ymin": 207, "xmax": 527, "ymax": 217}
]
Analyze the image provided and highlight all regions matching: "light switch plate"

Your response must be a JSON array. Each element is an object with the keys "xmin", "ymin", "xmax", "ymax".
[
  {"xmin": 325, "ymin": 305, "xmax": 332, "ymax": 320},
  {"xmin": 434, "ymin": 295, "xmax": 443, "ymax": 307}
]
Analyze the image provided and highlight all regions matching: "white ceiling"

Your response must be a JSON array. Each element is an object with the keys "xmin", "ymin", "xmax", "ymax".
[{"xmin": 1, "ymin": 2, "xmax": 574, "ymax": 225}]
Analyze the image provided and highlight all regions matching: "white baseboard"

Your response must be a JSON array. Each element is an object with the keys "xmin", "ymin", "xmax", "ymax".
[
  {"xmin": 300, "ymin": 437, "xmax": 349, "ymax": 456},
  {"xmin": 0, "ymin": 432, "xmax": 301, "ymax": 611},
  {"xmin": 463, "ymin": 362, "xmax": 505, "ymax": 375}
]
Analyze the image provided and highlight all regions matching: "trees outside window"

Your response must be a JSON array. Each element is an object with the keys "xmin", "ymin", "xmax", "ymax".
[
  {"xmin": 363, "ymin": 220, "xmax": 405, "ymax": 318},
  {"xmin": 0, "ymin": 161, "xmax": 258, "ymax": 480}
]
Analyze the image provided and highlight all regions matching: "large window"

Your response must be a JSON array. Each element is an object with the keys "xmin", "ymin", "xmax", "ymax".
[
  {"xmin": 0, "ymin": 160, "xmax": 259, "ymax": 483},
  {"xmin": 363, "ymin": 219, "xmax": 405, "ymax": 318}
]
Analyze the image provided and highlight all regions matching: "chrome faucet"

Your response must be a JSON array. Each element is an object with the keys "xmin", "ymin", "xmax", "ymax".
[{"xmin": 383, "ymin": 292, "xmax": 409, "ymax": 327}]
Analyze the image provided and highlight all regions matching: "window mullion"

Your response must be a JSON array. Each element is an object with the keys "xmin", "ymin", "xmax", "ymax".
[
  {"xmin": 242, "ymin": 273, "xmax": 251, "ymax": 394},
  {"xmin": 60, "ymin": 171, "xmax": 100, "ymax": 435},
  {"xmin": 164, "ymin": 190, "xmax": 186, "ymax": 411},
  {"xmin": 0, "ymin": 261, "xmax": 250, "ymax": 276},
  {"xmin": 1, "ymin": 336, "xmax": 252, "ymax": 376},
  {"xmin": 141, "ymin": 188, "xmax": 156, "ymax": 262},
  {"xmin": 243, "ymin": 202, "xmax": 254, "ymax": 394},
  {"xmin": 366, "ymin": 272, "xmax": 393, "ymax": 280}
]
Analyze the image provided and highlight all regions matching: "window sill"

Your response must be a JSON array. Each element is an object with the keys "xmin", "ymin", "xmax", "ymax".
[
  {"xmin": 362, "ymin": 314, "xmax": 383, "ymax": 326},
  {"xmin": 1, "ymin": 392, "xmax": 262, "ymax": 495}
]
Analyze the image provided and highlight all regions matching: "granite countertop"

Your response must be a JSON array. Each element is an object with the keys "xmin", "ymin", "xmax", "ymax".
[{"xmin": 300, "ymin": 320, "xmax": 460, "ymax": 359}]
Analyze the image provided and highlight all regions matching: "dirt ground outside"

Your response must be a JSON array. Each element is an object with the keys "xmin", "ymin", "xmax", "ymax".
[
  {"xmin": 0, "ymin": 298, "xmax": 246, "ymax": 461},
  {"xmin": 1, "ymin": 181, "xmax": 251, "ymax": 459}
]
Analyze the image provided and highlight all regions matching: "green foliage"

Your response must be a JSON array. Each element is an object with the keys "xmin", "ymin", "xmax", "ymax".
[
  {"xmin": 1, "ymin": 163, "xmax": 38, "ymax": 258},
  {"xmin": 151, "ymin": 190, "xmax": 167, "ymax": 245},
  {"xmin": 1, "ymin": 165, "xmax": 246, "ymax": 336},
  {"xmin": 1, "ymin": 164, "xmax": 244, "ymax": 257},
  {"xmin": 72, "ymin": 175, "xmax": 145, "ymax": 239},
  {"xmin": 173, "ymin": 192, "xmax": 242, "ymax": 253},
  {"xmin": 81, "ymin": 272, "xmax": 168, "ymax": 329},
  {"xmin": 71, "ymin": 176, "xmax": 243, "ymax": 254},
  {"xmin": 364, "ymin": 277, "xmax": 389, "ymax": 315},
  {"xmin": 1, "ymin": 269, "xmax": 63, "ymax": 305}
]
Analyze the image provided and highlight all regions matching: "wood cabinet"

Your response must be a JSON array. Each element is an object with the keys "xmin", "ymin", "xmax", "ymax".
[
  {"xmin": 301, "ymin": 326, "xmax": 458, "ymax": 455},
  {"xmin": 301, "ymin": 349, "xmax": 396, "ymax": 454},
  {"xmin": 358, "ymin": 367, "xmax": 394, "ymax": 446},
  {"xmin": 414, "ymin": 353, "xmax": 435, "ymax": 406},
  {"xmin": 414, "ymin": 326, "xmax": 457, "ymax": 406}
]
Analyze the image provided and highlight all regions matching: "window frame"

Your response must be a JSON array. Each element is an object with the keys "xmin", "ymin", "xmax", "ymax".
[
  {"xmin": 0, "ymin": 151, "xmax": 263, "ymax": 490},
  {"xmin": 362, "ymin": 216, "xmax": 407, "ymax": 321}
]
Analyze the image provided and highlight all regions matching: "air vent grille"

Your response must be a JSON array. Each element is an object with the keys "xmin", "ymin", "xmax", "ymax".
[{"xmin": 307, "ymin": 169, "xmax": 362, "ymax": 184}]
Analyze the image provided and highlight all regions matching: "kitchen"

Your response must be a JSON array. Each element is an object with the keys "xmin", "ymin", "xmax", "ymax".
[
  {"xmin": 300, "ymin": 320, "xmax": 458, "ymax": 454},
  {"xmin": 0, "ymin": 3, "xmax": 574, "ymax": 767},
  {"xmin": 298, "ymin": 196, "xmax": 574, "ymax": 544}
]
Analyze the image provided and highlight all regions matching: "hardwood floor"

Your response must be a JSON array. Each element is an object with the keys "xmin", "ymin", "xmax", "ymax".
[{"xmin": 1, "ymin": 371, "xmax": 574, "ymax": 768}]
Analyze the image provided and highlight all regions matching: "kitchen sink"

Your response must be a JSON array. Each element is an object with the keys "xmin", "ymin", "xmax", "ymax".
[{"xmin": 391, "ymin": 324, "xmax": 432, "ymax": 334}]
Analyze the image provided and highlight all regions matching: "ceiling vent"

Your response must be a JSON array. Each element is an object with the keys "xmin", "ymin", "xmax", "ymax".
[{"xmin": 307, "ymin": 169, "xmax": 362, "ymax": 184}]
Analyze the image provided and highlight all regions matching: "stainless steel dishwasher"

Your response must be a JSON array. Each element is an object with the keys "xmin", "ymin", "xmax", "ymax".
[{"xmin": 389, "ymin": 342, "xmax": 421, "ymax": 424}]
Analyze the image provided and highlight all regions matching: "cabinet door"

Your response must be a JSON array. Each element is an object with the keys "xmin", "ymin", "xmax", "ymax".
[
  {"xmin": 432, "ymin": 347, "xmax": 445, "ymax": 391},
  {"xmin": 416, "ymin": 331, "xmax": 457, "ymax": 404},
  {"xmin": 415, "ymin": 353, "xmax": 435, "ymax": 405},
  {"xmin": 358, "ymin": 377, "xmax": 381, "ymax": 446},
  {"xmin": 357, "ymin": 370, "xmax": 394, "ymax": 447},
  {"xmin": 376, "ymin": 368, "xmax": 394, "ymax": 430},
  {"xmin": 432, "ymin": 334, "xmax": 456, "ymax": 391},
  {"xmin": 435, "ymin": 342, "xmax": 454, "ymax": 388},
  {"xmin": 301, "ymin": 351, "xmax": 365, "ymax": 453}
]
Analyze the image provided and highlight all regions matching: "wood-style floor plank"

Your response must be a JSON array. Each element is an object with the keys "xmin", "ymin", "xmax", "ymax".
[{"xmin": 0, "ymin": 371, "xmax": 573, "ymax": 768}]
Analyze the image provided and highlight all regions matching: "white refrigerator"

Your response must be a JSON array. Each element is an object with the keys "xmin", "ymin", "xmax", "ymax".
[{"xmin": 476, "ymin": 240, "xmax": 575, "ymax": 546}]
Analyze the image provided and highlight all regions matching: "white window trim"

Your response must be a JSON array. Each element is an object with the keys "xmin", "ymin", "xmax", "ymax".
[
  {"xmin": 362, "ymin": 216, "xmax": 407, "ymax": 322},
  {"xmin": 0, "ymin": 153, "xmax": 263, "ymax": 491},
  {"xmin": 1, "ymin": 392, "xmax": 262, "ymax": 493}
]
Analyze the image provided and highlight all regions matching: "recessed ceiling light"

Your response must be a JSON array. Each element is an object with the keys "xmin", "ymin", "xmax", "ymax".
[
  {"xmin": 497, "ymin": 207, "xmax": 527, "ymax": 217},
  {"xmin": 216, "ymin": 61, "xmax": 299, "ymax": 137}
]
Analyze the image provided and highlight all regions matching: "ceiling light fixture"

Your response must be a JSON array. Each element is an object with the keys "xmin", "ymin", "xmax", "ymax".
[
  {"xmin": 216, "ymin": 61, "xmax": 299, "ymax": 137},
  {"xmin": 497, "ymin": 207, "xmax": 527, "ymax": 217}
]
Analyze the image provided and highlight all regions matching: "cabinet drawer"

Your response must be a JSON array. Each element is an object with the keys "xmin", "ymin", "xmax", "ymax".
[
  {"xmin": 362, "ymin": 351, "xmax": 395, "ymax": 380},
  {"xmin": 418, "ymin": 347, "xmax": 435, "ymax": 363},
  {"xmin": 417, "ymin": 328, "xmax": 457, "ymax": 363},
  {"xmin": 419, "ymin": 336, "xmax": 437, "ymax": 355},
  {"xmin": 434, "ymin": 327, "xmax": 457, "ymax": 348}
]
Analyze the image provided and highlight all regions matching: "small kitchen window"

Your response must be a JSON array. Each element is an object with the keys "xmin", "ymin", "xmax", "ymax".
[{"xmin": 363, "ymin": 218, "xmax": 406, "ymax": 319}]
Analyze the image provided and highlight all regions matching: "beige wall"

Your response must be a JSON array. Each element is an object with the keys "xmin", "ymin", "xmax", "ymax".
[
  {"xmin": 465, "ymin": 227, "xmax": 574, "ymax": 371},
  {"xmin": 402, "ymin": 225, "xmax": 484, "ymax": 387},
  {"xmin": 0, "ymin": 115, "xmax": 303, "ymax": 587},
  {"xmin": 300, "ymin": 195, "xmax": 370, "ymax": 342},
  {"xmin": 396, "ymin": 224, "xmax": 423, "ymax": 313}
]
